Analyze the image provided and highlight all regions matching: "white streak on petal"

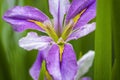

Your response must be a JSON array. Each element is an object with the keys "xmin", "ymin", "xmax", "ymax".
[
  {"xmin": 67, "ymin": 22, "xmax": 96, "ymax": 42},
  {"xmin": 49, "ymin": 0, "xmax": 70, "ymax": 33},
  {"xmin": 19, "ymin": 32, "xmax": 52, "ymax": 51},
  {"xmin": 75, "ymin": 50, "xmax": 95, "ymax": 80}
]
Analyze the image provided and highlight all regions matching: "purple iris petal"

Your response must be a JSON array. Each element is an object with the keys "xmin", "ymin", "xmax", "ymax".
[
  {"xmin": 29, "ymin": 51, "xmax": 43, "ymax": 80},
  {"xmin": 74, "ymin": 1, "xmax": 96, "ymax": 29},
  {"xmin": 74, "ymin": 51, "xmax": 94, "ymax": 80},
  {"xmin": 3, "ymin": 6, "xmax": 48, "ymax": 32},
  {"xmin": 61, "ymin": 44, "xmax": 78, "ymax": 80},
  {"xmin": 81, "ymin": 77, "xmax": 91, "ymax": 80},
  {"xmin": 46, "ymin": 44, "xmax": 62, "ymax": 80},
  {"xmin": 66, "ymin": 0, "xmax": 95, "ymax": 23},
  {"xmin": 49, "ymin": 0, "xmax": 70, "ymax": 34},
  {"xmin": 19, "ymin": 32, "xmax": 52, "ymax": 51},
  {"xmin": 67, "ymin": 22, "xmax": 96, "ymax": 42}
]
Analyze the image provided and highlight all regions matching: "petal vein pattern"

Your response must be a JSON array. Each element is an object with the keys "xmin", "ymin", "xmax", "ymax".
[
  {"xmin": 49, "ymin": 0, "xmax": 70, "ymax": 34},
  {"xmin": 3, "ymin": 6, "xmax": 48, "ymax": 32}
]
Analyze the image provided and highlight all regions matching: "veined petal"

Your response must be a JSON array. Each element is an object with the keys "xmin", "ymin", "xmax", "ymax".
[
  {"xmin": 46, "ymin": 44, "xmax": 62, "ymax": 80},
  {"xmin": 29, "ymin": 51, "xmax": 43, "ymax": 80},
  {"xmin": 81, "ymin": 77, "xmax": 92, "ymax": 80},
  {"xmin": 19, "ymin": 32, "xmax": 52, "ymax": 51},
  {"xmin": 66, "ymin": 0, "xmax": 95, "ymax": 23},
  {"xmin": 74, "ymin": 51, "xmax": 95, "ymax": 80},
  {"xmin": 67, "ymin": 22, "xmax": 96, "ymax": 42},
  {"xmin": 74, "ymin": 2, "xmax": 96, "ymax": 29},
  {"xmin": 3, "ymin": 6, "xmax": 48, "ymax": 32},
  {"xmin": 49, "ymin": 0, "xmax": 70, "ymax": 34},
  {"xmin": 61, "ymin": 44, "xmax": 78, "ymax": 80}
]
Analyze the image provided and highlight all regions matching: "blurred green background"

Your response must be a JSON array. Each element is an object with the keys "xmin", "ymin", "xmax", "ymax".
[{"xmin": 0, "ymin": 0, "xmax": 119, "ymax": 80}]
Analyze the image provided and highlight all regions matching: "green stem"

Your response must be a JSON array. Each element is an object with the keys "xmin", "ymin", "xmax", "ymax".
[
  {"xmin": 112, "ymin": 0, "xmax": 120, "ymax": 80},
  {"xmin": 94, "ymin": 0, "xmax": 112, "ymax": 80}
]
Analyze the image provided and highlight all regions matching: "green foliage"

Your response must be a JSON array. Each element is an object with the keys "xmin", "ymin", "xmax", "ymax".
[
  {"xmin": 94, "ymin": 0, "xmax": 112, "ymax": 80},
  {"xmin": 112, "ymin": 0, "xmax": 120, "ymax": 80}
]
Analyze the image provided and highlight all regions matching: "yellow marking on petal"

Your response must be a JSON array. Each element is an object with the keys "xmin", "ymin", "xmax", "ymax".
[
  {"xmin": 45, "ymin": 24, "xmax": 59, "ymax": 42},
  {"xmin": 45, "ymin": 70, "xmax": 53, "ymax": 80},
  {"xmin": 29, "ymin": 20, "xmax": 59, "ymax": 42},
  {"xmin": 59, "ymin": 44, "xmax": 64, "ymax": 61},
  {"xmin": 73, "ymin": 9, "xmax": 86, "ymax": 24},
  {"xmin": 61, "ymin": 21, "xmax": 74, "ymax": 40},
  {"xmin": 28, "ymin": 20, "xmax": 46, "ymax": 30}
]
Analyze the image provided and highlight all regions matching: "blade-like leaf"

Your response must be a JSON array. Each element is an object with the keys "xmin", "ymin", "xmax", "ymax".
[
  {"xmin": 112, "ymin": 0, "xmax": 120, "ymax": 80},
  {"xmin": 94, "ymin": 0, "xmax": 112, "ymax": 80}
]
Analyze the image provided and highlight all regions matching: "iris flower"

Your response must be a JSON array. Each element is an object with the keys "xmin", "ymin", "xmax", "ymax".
[{"xmin": 3, "ymin": 0, "xmax": 96, "ymax": 80}]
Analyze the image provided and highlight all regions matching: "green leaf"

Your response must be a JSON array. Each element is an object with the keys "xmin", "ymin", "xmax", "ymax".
[
  {"xmin": 94, "ymin": 0, "xmax": 112, "ymax": 80},
  {"xmin": 112, "ymin": 0, "xmax": 120, "ymax": 80},
  {"xmin": 39, "ymin": 61, "xmax": 46, "ymax": 80}
]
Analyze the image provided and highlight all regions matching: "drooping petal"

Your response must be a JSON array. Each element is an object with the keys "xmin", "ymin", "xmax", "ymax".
[
  {"xmin": 49, "ymin": 0, "xmax": 70, "ymax": 34},
  {"xmin": 19, "ymin": 32, "xmax": 52, "ymax": 51},
  {"xmin": 46, "ymin": 44, "xmax": 62, "ymax": 80},
  {"xmin": 67, "ymin": 22, "xmax": 96, "ymax": 42},
  {"xmin": 29, "ymin": 45, "xmax": 52, "ymax": 80},
  {"xmin": 74, "ymin": 1, "xmax": 96, "ymax": 29},
  {"xmin": 74, "ymin": 51, "xmax": 95, "ymax": 80},
  {"xmin": 3, "ymin": 6, "xmax": 48, "ymax": 32},
  {"xmin": 81, "ymin": 77, "xmax": 92, "ymax": 80},
  {"xmin": 66, "ymin": 0, "xmax": 95, "ymax": 23},
  {"xmin": 29, "ymin": 51, "xmax": 43, "ymax": 80},
  {"xmin": 61, "ymin": 43, "xmax": 78, "ymax": 80}
]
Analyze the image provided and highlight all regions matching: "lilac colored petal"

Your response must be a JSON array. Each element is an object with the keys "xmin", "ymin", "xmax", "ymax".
[
  {"xmin": 19, "ymin": 32, "xmax": 52, "ymax": 51},
  {"xmin": 61, "ymin": 43, "xmax": 78, "ymax": 80},
  {"xmin": 67, "ymin": 22, "xmax": 96, "ymax": 42},
  {"xmin": 29, "ymin": 46, "xmax": 51, "ymax": 80},
  {"xmin": 49, "ymin": 0, "xmax": 70, "ymax": 33},
  {"xmin": 81, "ymin": 77, "xmax": 92, "ymax": 80},
  {"xmin": 74, "ymin": 2, "xmax": 96, "ymax": 29},
  {"xmin": 74, "ymin": 51, "xmax": 95, "ymax": 80},
  {"xmin": 3, "ymin": 6, "xmax": 48, "ymax": 32},
  {"xmin": 66, "ymin": 0, "xmax": 95, "ymax": 23},
  {"xmin": 29, "ymin": 51, "xmax": 43, "ymax": 80},
  {"xmin": 46, "ymin": 44, "xmax": 62, "ymax": 80}
]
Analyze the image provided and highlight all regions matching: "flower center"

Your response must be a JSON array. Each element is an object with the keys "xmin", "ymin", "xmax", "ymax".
[
  {"xmin": 29, "ymin": 20, "xmax": 74, "ymax": 61},
  {"xmin": 29, "ymin": 19, "xmax": 74, "ymax": 43}
]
